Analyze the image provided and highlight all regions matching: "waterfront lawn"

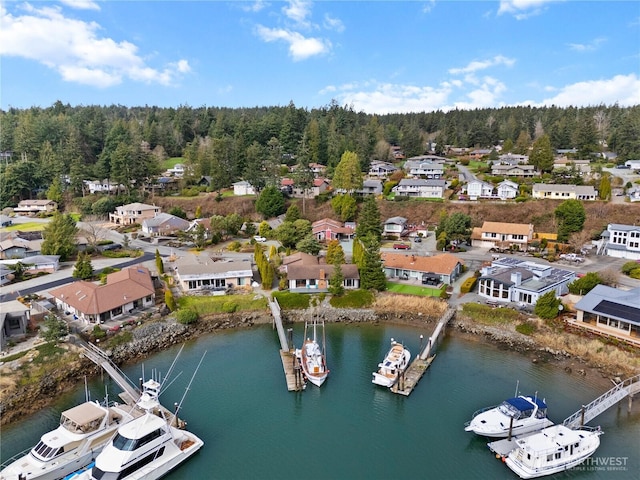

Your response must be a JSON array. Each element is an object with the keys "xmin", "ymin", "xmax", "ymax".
[
  {"xmin": 272, "ymin": 291, "xmax": 311, "ymax": 310},
  {"xmin": 1, "ymin": 222, "xmax": 46, "ymax": 232},
  {"xmin": 461, "ymin": 303, "xmax": 520, "ymax": 324},
  {"xmin": 178, "ymin": 294, "xmax": 268, "ymax": 314},
  {"xmin": 329, "ymin": 289, "xmax": 374, "ymax": 308},
  {"xmin": 386, "ymin": 282, "xmax": 445, "ymax": 297}
]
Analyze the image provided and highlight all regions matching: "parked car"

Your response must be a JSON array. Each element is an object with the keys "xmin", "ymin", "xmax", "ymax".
[
  {"xmin": 414, "ymin": 237, "xmax": 422, "ymax": 243},
  {"xmin": 393, "ymin": 243, "xmax": 410, "ymax": 250},
  {"xmin": 254, "ymin": 236, "xmax": 266, "ymax": 242}
]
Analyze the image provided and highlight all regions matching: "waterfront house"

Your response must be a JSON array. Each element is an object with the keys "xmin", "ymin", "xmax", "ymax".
[
  {"xmin": 109, "ymin": 203, "xmax": 161, "ymax": 225},
  {"xmin": 280, "ymin": 252, "xmax": 359, "ymax": 293},
  {"xmin": 49, "ymin": 266, "xmax": 155, "ymax": 324},
  {"xmin": 596, "ymin": 224, "xmax": 640, "ymax": 260},
  {"xmin": 174, "ymin": 254, "xmax": 253, "ymax": 292},
  {"xmin": 141, "ymin": 213, "xmax": 191, "ymax": 237},
  {"xmin": 14, "ymin": 199, "xmax": 58, "ymax": 215},
  {"xmin": 392, "ymin": 179, "xmax": 446, "ymax": 198},
  {"xmin": 571, "ymin": 285, "xmax": 640, "ymax": 347},
  {"xmin": 1, "ymin": 300, "xmax": 30, "ymax": 351},
  {"xmin": 381, "ymin": 252, "xmax": 463, "ymax": 285},
  {"xmin": 477, "ymin": 257, "xmax": 575, "ymax": 306},
  {"xmin": 471, "ymin": 221, "xmax": 534, "ymax": 251},
  {"xmin": 532, "ymin": 184, "xmax": 598, "ymax": 201}
]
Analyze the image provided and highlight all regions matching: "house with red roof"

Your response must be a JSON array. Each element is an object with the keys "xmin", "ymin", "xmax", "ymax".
[{"xmin": 49, "ymin": 266, "xmax": 156, "ymax": 324}]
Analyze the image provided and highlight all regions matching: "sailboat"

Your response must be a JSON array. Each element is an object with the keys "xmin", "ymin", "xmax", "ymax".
[{"xmin": 296, "ymin": 315, "xmax": 329, "ymax": 387}]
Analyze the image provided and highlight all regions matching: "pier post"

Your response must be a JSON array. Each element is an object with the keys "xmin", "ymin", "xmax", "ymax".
[
  {"xmin": 419, "ymin": 335, "xmax": 423, "ymax": 353},
  {"xmin": 287, "ymin": 328, "xmax": 293, "ymax": 351},
  {"xmin": 580, "ymin": 406, "xmax": 585, "ymax": 426},
  {"xmin": 507, "ymin": 416, "xmax": 514, "ymax": 440}
]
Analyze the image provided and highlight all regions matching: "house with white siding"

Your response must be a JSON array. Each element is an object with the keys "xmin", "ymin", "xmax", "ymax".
[
  {"xmin": 392, "ymin": 179, "xmax": 446, "ymax": 198},
  {"xmin": 596, "ymin": 224, "xmax": 640, "ymax": 260},
  {"xmin": 532, "ymin": 184, "xmax": 597, "ymax": 201}
]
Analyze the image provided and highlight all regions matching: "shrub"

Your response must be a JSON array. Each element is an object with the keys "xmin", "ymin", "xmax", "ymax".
[
  {"xmin": 621, "ymin": 261, "xmax": 640, "ymax": 276},
  {"xmin": 460, "ymin": 276, "xmax": 477, "ymax": 294},
  {"xmin": 165, "ymin": 289, "xmax": 177, "ymax": 312},
  {"xmin": 176, "ymin": 309, "xmax": 199, "ymax": 325},
  {"xmin": 227, "ymin": 241, "xmax": 241, "ymax": 252},
  {"xmin": 516, "ymin": 321, "xmax": 537, "ymax": 335},
  {"xmin": 222, "ymin": 301, "xmax": 238, "ymax": 313},
  {"xmin": 92, "ymin": 325, "xmax": 107, "ymax": 340},
  {"xmin": 534, "ymin": 291, "xmax": 562, "ymax": 320}
]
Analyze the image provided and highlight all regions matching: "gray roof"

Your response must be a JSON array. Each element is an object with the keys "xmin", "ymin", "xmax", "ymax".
[
  {"xmin": 532, "ymin": 184, "xmax": 597, "ymax": 194},
  {"xmin": 385, "ymin": 216, "xmax": 407, "ymax": 225},
  {"xmin": 607, "ymin": 224, "xmax": 640, "ymax": 233},
  {"xmin": 175, "ymin": 255, "xmax": 253, "ymax": 277},
  {"xmin": 575, "ymin": 285, "xmax": 640, "ymax": 325},
  {"xmin": 143, "ymin": 213, "xmax": 190, "ymax": 230},
  {"xmin": 397, "ymin": 179, "xmax": 446, "ymax": 187}
]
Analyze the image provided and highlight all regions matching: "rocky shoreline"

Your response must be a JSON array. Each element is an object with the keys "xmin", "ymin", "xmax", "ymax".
[{"xmin": 0, "ymin": 307, "xmax": 633, "ymax": 425}]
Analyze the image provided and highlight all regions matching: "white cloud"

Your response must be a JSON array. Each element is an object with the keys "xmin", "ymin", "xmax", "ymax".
[
  {"xmin": 283, "ymin": 0, "xmax": 312, "ymax": 28},
  {"xmin": 497, "ymin": 0, "xmax": 557, "ymax": 19},
  {"xmin": 449, "ymin": 55, "xmax": 515, "ymax": 75},
  {"xmin": 0, "ymin": 4, "xmax": 189, "ymax": 88},
  {"xmin": 59, "ymin": 0, "xmax": 101, "ymax": 10},
  {"xmin": 422, "ymin": 0, "xmax": 436, "ymax": 14},
  {"xmin": 567, "ymin": 36, "xmax": 606, "ymax": 52},
  {"xmin": 240, "ymin": 1, "xmax": 268, "ymax": 13},
  {"xmin": 535, "ymin": 74, "xmax": 640, "ymax": 107},
  {"xmin": 255, "ymin": 25, "xmax": 330, "ymax": 60},
  {"xmin": 323, "ymin": 13, "xmax": 344, "ymax": 33}
]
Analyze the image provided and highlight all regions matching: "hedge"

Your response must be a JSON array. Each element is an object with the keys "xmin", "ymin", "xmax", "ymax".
[{"xmin": 460, "ymin": 276, "xmax": 477, "ymax": 294}]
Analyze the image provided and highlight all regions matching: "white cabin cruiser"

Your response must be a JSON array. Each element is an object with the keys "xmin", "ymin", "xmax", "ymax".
[
  {"xmin": 0, "ymin": 399, "xmax": 134, "ymax": 480},
  {"xmin": 296, "ymin": 318, "xmax": 329, "ymax": 387},
  {"xmin": 74, "ymin": 378, "xmax": 204, "ymax": 480},
  {"xmin": 495, "ymin": 424, "xmax": 603, "ymax": 479},
  {"xmin": 372, "ymin": 339, "xmax": 411, "ymax": 388},
  {"xmin": 465, "ymin": 395, "xmax": 553, "ymax": 438}
]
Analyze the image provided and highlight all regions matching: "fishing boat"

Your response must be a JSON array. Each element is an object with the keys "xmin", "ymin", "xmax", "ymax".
[
  {"xmin": 491, "ymin": 424, "xmax": 603, "ymax": 479},
  {"xmin": 372, "ymin": 338, "xmax": 411, "ymax": 388},
  {"xmin": 73, "ymin": 351, "xmax": 206, "ymax": 480},
  {"xmin": 0, "ymin": 390, "xmax": 135, "ymax": 480},
  {"xmin": 464, "ymin": 394, "xmax": 553, "ymax": 438},
  {"xmin": 296, "ymin": 317, "xmax": 329, "ymax": 387}
]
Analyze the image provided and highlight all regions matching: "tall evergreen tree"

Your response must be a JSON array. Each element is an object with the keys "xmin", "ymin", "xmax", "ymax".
[
  {"xmin": 529, "ymin": 134, "xmax": 554, "ymax": 172},
  {"xmin": 356, "ymin": 196, "xmax": 382, "ymax": 240},
  {"xmin": 41, "ymin": 213, "xmax": 78, "ymax": 261},
  {"xmin": 359, "ymin": 234, "xmax": 387, "ymax": 291}
]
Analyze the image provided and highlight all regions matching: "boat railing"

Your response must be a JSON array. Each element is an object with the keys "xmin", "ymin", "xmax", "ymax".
[
  {"xmin": 464, "ymin": 405, "xmax": 497, "ymax": 425},
  {"xmin": 0, "ymin": 446, "xmax": 33, "ymax": 470}
]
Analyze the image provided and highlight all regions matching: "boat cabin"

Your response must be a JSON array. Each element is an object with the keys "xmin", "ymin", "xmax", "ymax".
[{"xmin": 498, "ymin": 397, "xmax": 547, "ymax": 420}]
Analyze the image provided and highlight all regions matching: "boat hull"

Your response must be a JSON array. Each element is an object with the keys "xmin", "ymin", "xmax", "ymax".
[
  {"xmin": 505, "ymin": 440, "xmax": 600, "ymax": 479},
  {"xmin": 1, "ymin": 452, "xmax": 98, "ymax": 480},
  {"xmin": 464, "ymin": 419, "xmax": 554, "ymax": 438},
  {"xmin": 371, "ymin": 342, "xmax": 410, "ymax": 388}
]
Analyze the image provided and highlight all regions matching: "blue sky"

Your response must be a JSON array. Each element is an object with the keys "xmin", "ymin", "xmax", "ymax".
[{"xmin": 1, "ymin": 0, "xmax": 639, "ymax": 113}]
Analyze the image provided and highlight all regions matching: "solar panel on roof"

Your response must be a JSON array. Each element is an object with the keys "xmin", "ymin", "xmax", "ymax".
[{"xmin": 593, "ymin": 300, "xmax": 640, "ymax": 323}]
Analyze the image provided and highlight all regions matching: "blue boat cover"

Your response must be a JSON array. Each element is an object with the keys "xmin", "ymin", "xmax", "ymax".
[{"xmin": 506, "ymin": 396, "xmax": 547, "ymax": 411}]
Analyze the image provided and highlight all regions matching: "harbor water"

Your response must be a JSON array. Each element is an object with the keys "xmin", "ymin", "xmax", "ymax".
[{"xmin": 1, "ymin": 323, "xmax": 638, "ymax": 479}]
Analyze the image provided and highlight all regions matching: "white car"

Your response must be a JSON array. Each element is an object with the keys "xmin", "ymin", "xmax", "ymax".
[{"xmin": 254, "ymin": 236, "xmax": 267, "ymax": 242}]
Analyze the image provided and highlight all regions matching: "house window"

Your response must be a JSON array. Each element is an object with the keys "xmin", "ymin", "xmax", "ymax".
[{"xmin": 344, "ymin": 278, "xmax": 356, "ymax": 287}]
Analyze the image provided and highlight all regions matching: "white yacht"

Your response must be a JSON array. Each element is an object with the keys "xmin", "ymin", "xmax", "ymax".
[
  {"xmin": 496, "ymin": 424, "xmax": 603, "ymax": 478},
  {"xmin": 372, "ymin": 339, "xmax": 411, "ymax": 388},
  {"xmin": 464, "ymin": 395, "xmax": 553, "ymax": 438},
  {"xmin": 296, "ymin": 317, "xmax": 329, "ymax": 387},
  {"xmin": 0, "ymin": 398, "xmax": 135, "ymax": 480},
  {"xmin": 73, "ymin": 378, "xmax": 204, "ymax": 480}
]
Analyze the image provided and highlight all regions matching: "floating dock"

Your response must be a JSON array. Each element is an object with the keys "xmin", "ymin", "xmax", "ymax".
[
  {"xmin": 270, "ymin": 299, "xmax": 305, "ymax": 391},
  {"xmin": 391, "ymin": 308, "xmax": 455, "ymax": 396}
]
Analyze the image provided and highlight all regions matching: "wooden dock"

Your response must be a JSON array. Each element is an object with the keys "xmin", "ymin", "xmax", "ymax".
[
  {"xmin": 391, "ymin": 308, "xmax": 455, "ymax": 396},
  {"xmin": 270, "ymin": 299, "xmax": 305, "ymax": 391}
]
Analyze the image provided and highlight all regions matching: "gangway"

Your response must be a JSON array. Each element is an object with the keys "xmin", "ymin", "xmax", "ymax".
[
  {"xmin": 269, "ymin": 298, "xmax": 288, "ymax": 351},
  {"xmin": 562, "ymin": 374, "xmax": 640, "ymax": 428},
  {"xmin": 82, "ymin": 342, "xmax": 141, "ymax": 405}
]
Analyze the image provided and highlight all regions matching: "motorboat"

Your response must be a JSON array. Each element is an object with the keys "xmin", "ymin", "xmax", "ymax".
[
  {"xmin": 296, "ymin": 317, "xmax": 329, "ymax": 387},
  {"xmin": 493, "ymin": 424, "xmax": 603, "ymax": 478},
  {"xmin": 73, "ymin": 350, "xmax": 206, "ymax": 480},
  {"xmin": 464, "ymin": 395, "xmax": 553, "ymax": 438},
  {"xmin": 0, "ymin": 396, "xmax": 135, "ymax": 480},
  {"xmin": 372, "ymin": 338, "xmax": 410, "ymax": 388}
]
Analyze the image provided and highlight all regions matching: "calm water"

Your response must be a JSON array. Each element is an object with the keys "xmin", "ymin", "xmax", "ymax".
[{"xmin": 1, "ymin": 324, "xmax": 638, "ymax": 480}]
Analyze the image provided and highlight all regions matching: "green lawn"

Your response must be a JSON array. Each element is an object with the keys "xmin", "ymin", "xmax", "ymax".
[
  {"xmin": 1, "ymin": 222, "xmax": 46, "ymax": 232},
  {"xmin": 386, "ymin": 282, "xmax": 444, "ymax": 297},
  {"xmin": 178, "ymin": 294, "xmax": 268, "ymax": 314},
  {"xmin": 161, "ymin": 157, "xmax": 184, "ymax": 170}
]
